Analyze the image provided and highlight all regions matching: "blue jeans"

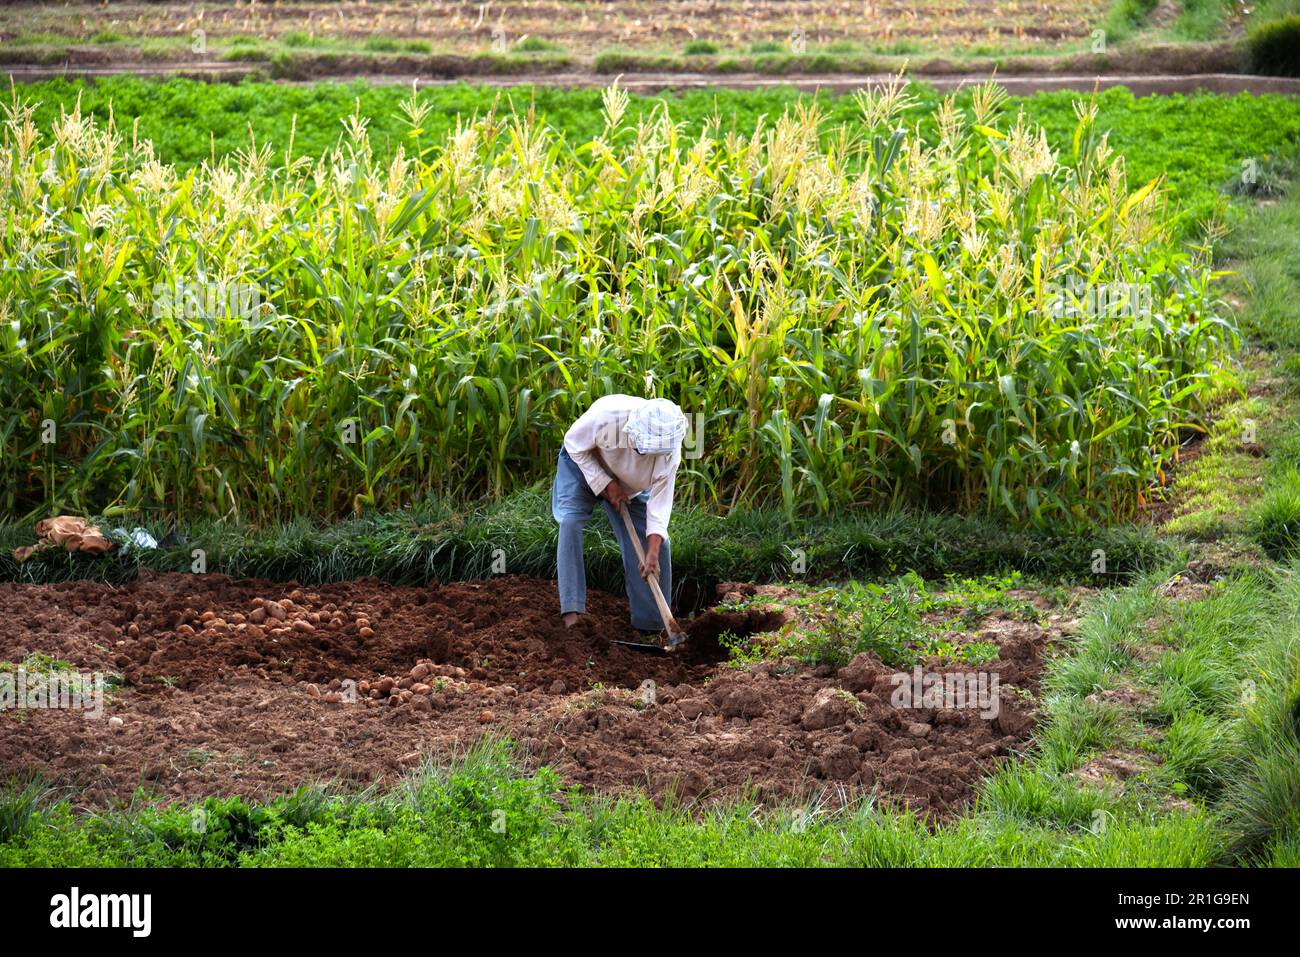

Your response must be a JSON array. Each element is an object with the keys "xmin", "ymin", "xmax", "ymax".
[{"xmin": 552, "ymin": 448, "xmax": 672, "ymax": 631}]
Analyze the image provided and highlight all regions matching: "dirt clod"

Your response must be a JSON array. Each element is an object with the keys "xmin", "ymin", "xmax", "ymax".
[{"xmin": 801, "ymin": 687, "xmax": 856, "ymax": 730}]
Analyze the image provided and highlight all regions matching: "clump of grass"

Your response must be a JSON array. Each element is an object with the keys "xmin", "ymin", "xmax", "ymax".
[
  {"xmin": 876, "ymin": 39, "xmax": 922, "ymax": 55},
  {"xmin": 363, "ymin": 36, "xmax": 403, "ymax": 53},
  {"xmin": 1102, "ymin": 0, "xmax": 1159, "ymax": 43},
  {"xmin": 1035, "ymin": 698, "xmax": 1129, "ymax": 773},
  {"xmin": 221, "ymin": 39, "xmax": 268, "ymax": 61},
  {"xmin": 0, "ymin": 777, "xmax": 55, "ymax": 843},
  {"xmin": 136, "ymin": 38, "xmax": 177, "ymax": 60},
  {"xmin": 1223, "ymin": 178, "xmax": 1300, "ymax": 350},
  {"xmin": 1249, "ymin": 469, "xmax": 1300, "ymax": 557},
  {"xmin": 1225, "ymin": 147, "xmax": 1300, "ymax": 198},
  {"xmin": 978, "ymin": 763, "xmax": 1112, "ymax": 827},
  {"xmin": 1160, "ymin": 710, "xmax": 1232, "ymax": 794},
  {"xmin": 515, "ymin": 36, "xmax": 561, "ymax": 53},
  {"xmin": 1219, "ymin": 569, "xmax": 1300, "ymax": 859},
  {"xmin": 1171, "ymin": 0, "xmax": 1228, "ymax": 41},
  {"xmin": 684, "ymin": 39, "xmax": 720, "ymax": 55}
]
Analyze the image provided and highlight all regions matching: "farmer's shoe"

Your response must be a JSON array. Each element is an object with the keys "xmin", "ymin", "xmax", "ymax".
[{"xmin": 563, "ymin": 612, "xmax": 581, "ymax": 628}]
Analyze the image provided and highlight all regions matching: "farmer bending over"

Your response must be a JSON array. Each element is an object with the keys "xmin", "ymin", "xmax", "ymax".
[{"xmin": 553, "ymin": 395, "xmax": 687, "ymax": 637}]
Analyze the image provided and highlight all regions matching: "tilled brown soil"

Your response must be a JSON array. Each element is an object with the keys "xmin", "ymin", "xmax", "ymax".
[
  {"xmin": 0, "ymin": 0, "xmax": 1109, "ymax": 49},
  {"xmin": 0, "ymin": 572, "xmax": 1054, "ymax": 815}
]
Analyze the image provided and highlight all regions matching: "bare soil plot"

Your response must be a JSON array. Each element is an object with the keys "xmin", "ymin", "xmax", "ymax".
[
  {"xmin": 0, "ymin": 0, "xmax": 1109, "ymax": 52},
  {"xmin": 0, "ymin": 573, "xmax": 1055, "ymax": 815}
]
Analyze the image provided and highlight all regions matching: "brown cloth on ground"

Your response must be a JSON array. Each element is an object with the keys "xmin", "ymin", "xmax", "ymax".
[{"xmin": 12, "ymin": 515, "xmax": 115, "ymax": 562}]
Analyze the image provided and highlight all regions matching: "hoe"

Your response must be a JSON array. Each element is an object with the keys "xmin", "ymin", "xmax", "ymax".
[{"xmin": 612, "ymin": 503, "xmax": 688, "ymax": 653}]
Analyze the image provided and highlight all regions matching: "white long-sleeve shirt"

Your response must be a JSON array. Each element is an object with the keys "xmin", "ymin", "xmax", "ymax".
[{"xmin": 563, "ymin": 394, "xmax": 681, "ymax": 538}]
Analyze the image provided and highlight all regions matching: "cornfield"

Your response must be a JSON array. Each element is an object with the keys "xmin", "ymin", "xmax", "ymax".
[{"xmin": 0, "ymin": 80, "xmax": 1237, "ymax": 524}]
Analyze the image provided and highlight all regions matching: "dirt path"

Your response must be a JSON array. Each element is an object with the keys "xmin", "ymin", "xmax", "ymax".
[
  {"xmin": 0, "ymin": 573, "xmax": 1055, "ymax": 815},
  {"xmin": 5, "ymin": 61, "xmax": 1300, "ymax": 96}
]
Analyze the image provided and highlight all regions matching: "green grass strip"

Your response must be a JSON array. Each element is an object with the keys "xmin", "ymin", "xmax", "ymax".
[{"xmin": 0, "ymin": 496, "xmax": 1178, "ymax": 598}]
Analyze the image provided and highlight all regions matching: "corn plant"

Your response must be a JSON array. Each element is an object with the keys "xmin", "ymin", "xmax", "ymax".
[{"xmin": 0, "ymin": 80, "xmax": 1238, "ymax": 525}]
